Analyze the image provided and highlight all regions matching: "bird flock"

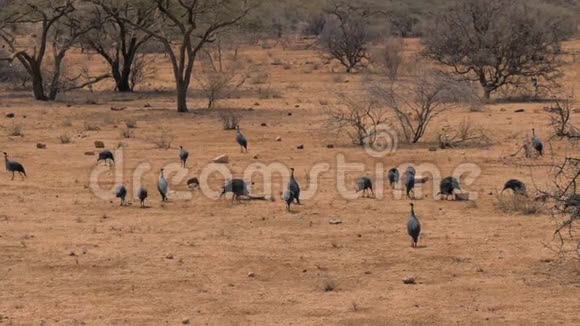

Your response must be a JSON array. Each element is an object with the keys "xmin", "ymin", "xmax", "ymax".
[{"xmin": 2, "ymin": 126, "xmax": 574, "ymax": 248}]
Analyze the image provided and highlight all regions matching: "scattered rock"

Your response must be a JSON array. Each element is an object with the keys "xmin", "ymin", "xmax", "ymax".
[
  {"xmin": 514, "ymin": 108, "xmax": 525, "ymax": 113},
  {"xmin": 403, "ymin": 277, "xmax": 416, "ymax": 285},
  {"xmin": 260, "ymin": 123, "xmax": 267, "ymax": 127},
  {"xmin": 326, "ymin": 144, "xmax": 334, "ymax": 149},
  {"xmin": 182, "ymin": 318, "xmax": 190, "ymax": 325},
  {"xmin": 5, "ymin": 112, "xmax": 15, "ymax": 118},
  {"xmin": 110, "ymin": 106, "xmax": 126, "ymax": 111},
  {"xmin": 144, "ymin": 103, "xmax": 152, "ymax": 108},
  {"xmin": 66, "ymin": 104, "xmax": 72, "ymax": 108},
  {"xmin": 288, "ymin": 112, "xmax": 292, "ymax": 116},
  {"xmin": 295, "ymin": 105, "xmax": 300, "ymax": 108},
  {"xmin": 254, "ymin": 102, "xmax": 260, "ymax": 106},
  {"xmin": 428, "ymin": 147, "xmax": 437, "ymax": 152},
  {"xmin": 212, "ymin": 154, "xmax": 229, "ymax": 164},
  {"xmin": 297, "ymin": 144, "xmax": 304, "ymax": 150},
  {"xmin": 247, "ymin": 272, "xmax": 255, "ymax": 278},
  {"xmin": 276, "ymin": 136, "xmax": 282, "ymax": 142},
  {"xmin": 253, "ymin": 154, "xmax": 259, "ymax": 159},
  {"xmin": 329, "ymin": 219, "xmax": 342, "ymax": 225},
  {"xmin": 94, "ymin": 141, "xmax": 105, "ymax": 149},
  {"xmin": 165, "ymin": 254, "xmax": 174, "ymax": 260},
  {"xmin": 36, "ymin": 143, "xmax": 46, "ymax": 149},
  {"xmin": 500, "ymin": 108, "xmax": 506, "ymax": 112},
  {"xmin": 187, "ymin": 177, "xmax": 199, "ymax": 189},
  {"xmin": 69, "ymin": 251, "xmax": 77, "ymax": 257},
  {"xmin": 84, "ymin": 151, "xmax": 95, "ymax": 156}
]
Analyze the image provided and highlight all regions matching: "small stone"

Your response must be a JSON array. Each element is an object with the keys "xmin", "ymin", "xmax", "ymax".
[
  {"xmin": 144, "ymin": 103, "xmax": 152, "ymax": 108},
  {"xmin": 329, "ymin": 219, "xmax": 342, "ymax": 225},
  {"xmin": 94, "ymin": 141, "xmax": 105, "ymax": 149},
  {"xmin": 260, "ymin": 123, "xmax": 267, "ymax": 127},
  {"xmin": 253, "ymin": 154, "xmax": 259, "ymax": 159},
  {"xmin": 84, "ymin": 151, "xmax": 95, "ymax": 156},
  {"xmin": 247, "ymin": 272, "xmax": 255, "ymax": 278},
  {"xmin": 212, "ymin": 154, "xmax": 229, "ymax": 164},
  {"xmin": 429, "ymin": 147, "xmax": 437, "ymax": 152},
  {"xmin": 500, "ymin": 108, "xmax": 506, "ymax": 112},
  {"xmin": 288, "ymin": 112, "xmax": 292, "ymax": 116},
  {"xmin": 5, "ymin": 113, "xmax": 15, "ymax": 118},
  {"xmin": 403, "ymin": 277, "xmax": 416, "ymax": 285},
  {"xmin": 295, "ymin": 105, "xmax": 300, "ymax": 108},
  {"xmin": 297, "ymin": 144, "xmax": 304, "ymax": 150},
  {"xmin": 69, "ymin": 251, "xmax": 77, "ymax": 257},
  {"xmin": 165, "ymin": 254, "xmax": 174, "ymax": 260},
  {"xmin": 326, "ymin": 144, "xmax": 334, "ymax": 149},
  {"xmin": 36, "ymin": 143, "xmax": 46, "ymax": 149},
  {"xmin": 182, "ymin": 318, "xmax": 190, "ymax": 325},
  {"xmin": 276, "ymin": 136, "xmax": 282, "ymax": 142},
  {"xmin": 514, "ymin": 108, "xmax": 525, "ymax": 113}
]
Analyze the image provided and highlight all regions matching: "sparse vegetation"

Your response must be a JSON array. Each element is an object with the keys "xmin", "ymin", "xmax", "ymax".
[
  {"xmin": 321, "ymin": 278, "xmax": 336, "ymax": 292},
  {"xmin": 59, "ymin": 133, "xmax": 72, "ymax": 144},
  {"xmin": 496, "ymin": 193, "xmax": 543, "ymax": 215},
  {"xmin": 6, "ymin": 122, "xmax": 23, "ymax": 136},
  {"xmin": 151, "ymin": 128, "xmax": 174, "ymax": 149},
  {"xmin": 219, "ymin": 110, "xmax": 242, "ymax": 130},
  {"xmin": 83, "ymin": 121, "xmax": 100, "ymax": 131}
]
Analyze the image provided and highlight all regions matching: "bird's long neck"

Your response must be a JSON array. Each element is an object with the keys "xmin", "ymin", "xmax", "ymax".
[{"xmin": 411, "ymin": 206, "xmax": 416, "ymax": 218}]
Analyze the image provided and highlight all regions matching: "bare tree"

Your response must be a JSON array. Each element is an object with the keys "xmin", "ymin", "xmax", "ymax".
[
  {"xmin": 423, "ymin": 0, "xmax": 568, "ymax": 100},
  {"xmin": 325, "ymin": 94, "xmax": 390, "ymax": 146},
  {"xmin": 0, "ymin": 0, "xmax": 108, "ymax": 101},
  {"xmin": 85, "ymin": 0, "xmax": 154, "ymax": 92},
  {"xmin": 438, "ymin": 118, "xmax": 492, "ymax": 149},
  {"xmin": 370, "ymin": 71, "xmax": 475, "ymax": 143},
  {"xmin": 121, "ymin": 0, "xmax": 255, "ymax": 112},
  {"xmin": 320, "ymin": 1, "xmax": 374, "ymax": 73},
  {"xmin": 195, "ymin": 36, "xmax": 247, "ymax": 109}
]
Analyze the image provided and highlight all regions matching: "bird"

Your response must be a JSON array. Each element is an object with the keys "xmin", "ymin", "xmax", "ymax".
[
  {"xmin": 157, "ymin": 168, "xmax": 168, "ymax": 202},
  {"xmin": 531, "ymin": 128, "xmax": 543, "ymax": 156},
  {"xmin": 563, "ymin": 194, "xmax": 580, "ymax": 210},
  {"xmin": 236, "ymin": 126, "xmax": 248, "ymax": 153},
  {"xmin": 439, "ymin": 176, "xmax": 461, "ymax": 200},
  {"xmin": 220, "ymin": 178, "xmax": 249, "ymax": 202},
  {"xmin": 502, "ymin": 179, "xmax": 527, "ymax": 196},
  {"xmin": 283, "ymin": 189, "xmax": 295, "ymax": 211},
  {"xmin": 356, "ymin": 176, "xmax": 374, "ymax": 198},
  {"xmin": 97, "ymin": 150, "xmax": 114, "ymax": 166},
  {"xmin": 387, "ymin": 168, "xmax": 399, "ymax": 189},
  {"xmin": 187, "ymin": 177, "xmax": 199, "ymax": 189},
  {"xmin": 137, "ymin": 187, "xmax": 148, "ymax": 208},
  {"xmin": 288, "ymin": 168, "xmax": 301, "ymax": 204},
  {"xmin": 3, "ymin": 152, "xmax": 26, "ymax": 180},
  {"xmin": 115, "ymin": 184, "xmax": 127, "ymax": 206},
  {"xmin": 407, "ymin": 203, "xmax": 421, "ymax": 248},
  {"xmin": 403, "ymin": 168, "xmax": 416, "ymax": 199},
  {"xmin": 179, "ymin": 146, "xmax": 189, "ymax": 168}
]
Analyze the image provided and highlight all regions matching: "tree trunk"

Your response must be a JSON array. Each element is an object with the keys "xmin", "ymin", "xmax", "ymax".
[
  {"xmin": 116, "ymin": 74, "xmax": 132, "ymax": 92},
  {"xmin": 483, "ymin": 89, "xmax": 491, "ymax": 100},
  {"xmin": 30, "ymin": 64, "xmax": 48, "ymax": 101},
  {"xmin": 176, "ymin": 82, "xmax": 189, "ymax": 112}
]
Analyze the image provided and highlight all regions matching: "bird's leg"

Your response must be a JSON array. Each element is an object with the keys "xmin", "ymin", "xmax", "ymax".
[{"xmin": 11, "ymin": 171, "xmax": 14, "ymax": 180}]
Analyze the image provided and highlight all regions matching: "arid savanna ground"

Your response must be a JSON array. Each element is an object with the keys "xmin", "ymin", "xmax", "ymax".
[{"xmin": 0, "ymin": 38, "xmax": 579, "ymax": 325}]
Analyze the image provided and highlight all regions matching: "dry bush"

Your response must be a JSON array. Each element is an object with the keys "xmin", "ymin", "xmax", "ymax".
[
  {"xmin": 248, "ymin": 70, "xmax": 270, "ymax": 85},
  {"xmin": 130, "ymin": 54, "xmax": 156, "ymax": 92},
  {"xmin": 196, "ymin": 41, "xmax": 248, "ymax": 109},
  {"xmin": 369, "ymin": 70, "xmax": 477, "ymax": 143},
  {"xmin": 257, "ymin": 85, "xmax": 282, "ymax": 99},
  {"xmin": 496, "ymin": 193, "xmax": 543, "ymax": 215},
  {"xmin": 439, "ymin": 118, "xmax": 493, "ymax": 149},
  {"xmin": 125, "ymin": 119, "xmax": 137, "ymax": 129},
  {"xmin": 62, "ymin": 118, "xmax": 73, "ymax": 127},
  {"xmin": 219, "ymin": 110, "xmax": 242, "ymax": 130},
  {"xmin": 321, "ymin": 278, "xmax": 336, "ymax": 292},
  {"xmin": 0, "ymin": 62, "xmax": 31, "ymax": 90},
  {"xmin": 83, "ymin": 121, "xmax": 100, "ymax": 131},
  {"xmin": 374, "ymin": 37, "xmax": 404, "ymax": 81},
  {"xmin": 6, "ymin": 122, "xmax": 23, "ymax": 136},
  {"xmin": 325, "ymin": 94, "xmax": 391, "ymax": 146},
  {"xmin": 120, "ymin": 127, "xmax": 134, "ymax": 139},
  {"xmin": 549, "ymin": 97, "xmax": 579, "ymax": 141},
  {"xmin": 59, "ymin": 133, "xmax": 72, "ymax": 144},
  {"xmin": 151, "ymin": 128, "xmax": 174, "ymax": 149},
  {"xmin": 303, "ymin": 13, "xmax": 327, "ymax": 36}
]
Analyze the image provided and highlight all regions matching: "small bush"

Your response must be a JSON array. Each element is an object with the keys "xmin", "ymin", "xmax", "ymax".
[
  {"xmin": 496, "ymin": 193, "xmax": 543, "ymax": 215},
  {"xmin": 59, "ymin": 133, "xmax": 72, "ymax": 144},
  {"xmin": 83, "ymin": 121, "xmax": 100, "ymax": 131},
  {"xmin": 6, "ymin": 122, "xmax": 23, "ymax": 136},
  {"xmin": 219, "ymin": 110, "xmax": 242, "ymax": 130},
  {"xmin": 258, "ymin": 85, "xmax": 282, "ymax": 99},
  {"xmin": 120, "ymin": 127, "xmax": 134, "ymax": 139},
  {"xmin": 151, "ymin": 128, "xmax": 173, "ymax": 149},
  {"xmin": 249, "ymin": 71, "xmax": 270, "ymax": 85},
  {"xmin": 125, "ymin": 119, "xmax": 137, "ymax": 129},
  {"xmin": 62, "ymin": 118, "xmax": 73, "ymax": 127},
  {"xmin": 322, "ymin": 278, "xmax": 336, "ymax": 292}
]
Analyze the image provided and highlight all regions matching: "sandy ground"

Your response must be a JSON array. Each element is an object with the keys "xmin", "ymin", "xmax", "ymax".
[{"xmin": 0, "ymin": 38, "xmax": 579, "ymax": 325}]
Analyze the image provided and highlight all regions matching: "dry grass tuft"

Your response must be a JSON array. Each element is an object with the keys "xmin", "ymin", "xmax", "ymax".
[
  {"xmin": 496, "ymin": 193, "xmax": 543, "ymax": 215},
  {"xmin": 59, "ymin": 133, "xmax": 72, "ymax": 144},
  {"xmin": 6, "ymin": 122, "xmax": 23, "ymax": 136},
  {"xmin": 151, "ymin": 128, "xmax": 174, "ymax": 149}
]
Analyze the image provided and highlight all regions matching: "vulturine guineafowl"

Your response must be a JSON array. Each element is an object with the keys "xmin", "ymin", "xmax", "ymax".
[
  {"xmin": 179, "ymin": 146, "xmax": 189, "ymax": 168},
  {"xmin": 288, "ymin": 168, "xmax": 301, "ymax": 204},
  {"xmin": 439, "ymin": 176, "xmax": 461, "ymax": 200},
  {"xmin": 356, "ymin": 176, "xmax": 374, "ymax": 198},
  {"xmin": 407, "ymin": 203, "xmax": 421, "ymax": 248},
  {"xmin": 137, "ymin": 187, "xmax": 148, "ymax": 208},
  {"xmin": 403, "ymin": 167, "xmax": 416, "ymax": 199},
  {"xmin": 220, "ymin": 178, "xmax": 249, "ymax": 202},
  {"xmin": 97, "ymin": 150, "xmax": 115, "ymax": 166},
  {"xmin": 158, "ymin": 168, "xmax": 168, "ymax": 202},
  {"xmin": 115, "ymin": 185, "xmax": 127, "ymax": 206},
  {"xmin": 531, "ymin": 128, "xmax": 543, "ymax": 156},
  {"xmin": 502, "ymin": 179, "xmax": 527, "ymax": 196},
  {"xmin": 3, "ymin": 152, "xmax": 26, "ymax": 180},
  {"xmin": 236, "ymin": 126, "xmax": 248, "ymax": 153},
  {"xmin": 388, "ymin": 168, "xmax": 399, "ymax": 189}
]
